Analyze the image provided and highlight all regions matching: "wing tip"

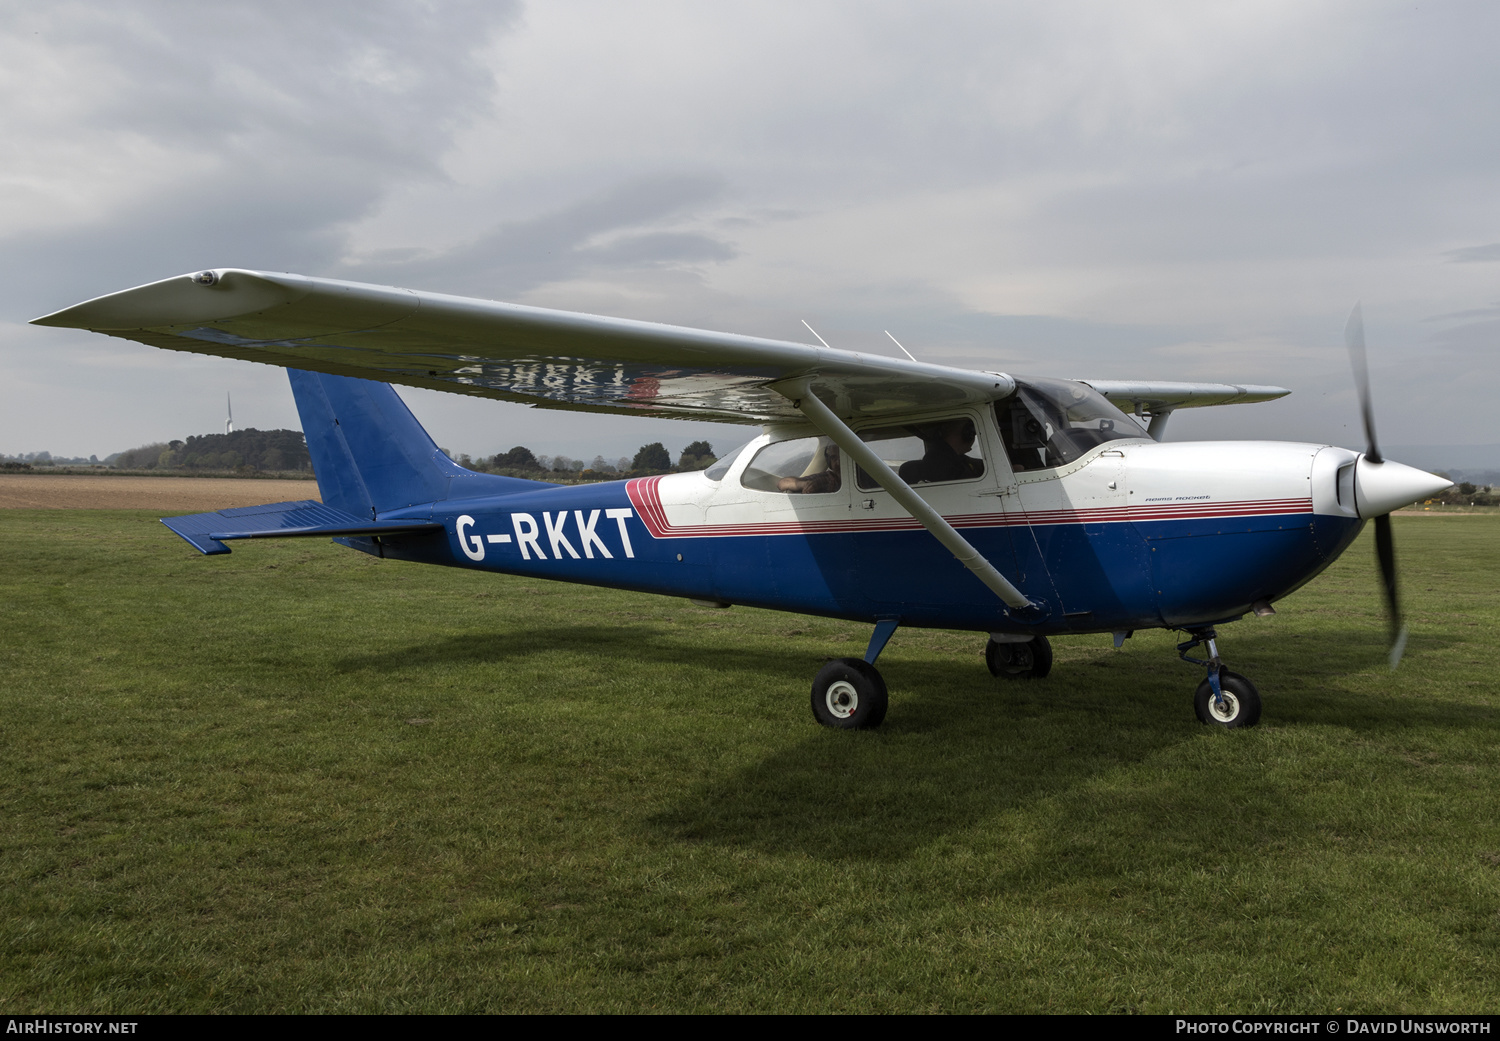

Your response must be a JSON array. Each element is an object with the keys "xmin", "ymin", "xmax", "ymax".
[{"xmin": 29, "ymin": 269, "xmax": 305, "ymax": 331}]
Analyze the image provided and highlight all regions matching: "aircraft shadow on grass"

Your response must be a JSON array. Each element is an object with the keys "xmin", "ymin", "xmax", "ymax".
[
  {"xmin": 331, "ymin": 621, "xmax": 806, "ymax": 676},
  {"xmin": 639, "ymin": 625, "xmax": 1487, "ymax": 864},
  {"xmin": 328, "ymin": 618, "xmax": 1487, "ymax": 867},
  {"xmin": 1204, "ymin": 626, "xmax": 1494, "ymax": 732},
  {"xmin": 649, "ymin": 646, "xmax": 1500, "ymax": 871}
]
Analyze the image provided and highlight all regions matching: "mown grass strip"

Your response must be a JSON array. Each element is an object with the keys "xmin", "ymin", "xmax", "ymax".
[{"xmin": 1, "ymin": 511, "xmax": 1496, "ymax": 1012}]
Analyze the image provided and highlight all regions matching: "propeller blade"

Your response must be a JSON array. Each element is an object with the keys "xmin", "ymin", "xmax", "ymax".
[
  {"xmin": 1344, "ymin": 302, "xmax": 1383, "ymax": 464},
  {"xmin": 1346, "ymin": 303, "xmax": 1409, "ymax": 666},
  {"xmin": 1373, "ymin": 514, "xmax": 1407, "ymax": 668}
]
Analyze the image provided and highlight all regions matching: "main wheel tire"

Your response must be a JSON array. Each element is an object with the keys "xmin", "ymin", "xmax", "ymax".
[
  {"xmin": 810, "ymin": 658, "xmax": 889, "ymax": 729},
  {"xmin": 985, "ymin": 634, "xmax": 1053, "ymax": 679},
  {"xmin": 1193, "ymin": 669, "xmax": 1262, "ymax": 729}
]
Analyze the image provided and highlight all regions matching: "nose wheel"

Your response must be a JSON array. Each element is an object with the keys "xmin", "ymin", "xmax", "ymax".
[
  {"xmin": 1193, "ymin": 669, "xmax": 1261, "ymax": 727},
  {"xmin": 1179, "ymin": 629, "xmax": 1262, "ymax": 729}
]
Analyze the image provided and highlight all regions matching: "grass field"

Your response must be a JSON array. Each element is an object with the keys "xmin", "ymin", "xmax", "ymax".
[{"xmin": 2, "ymin": 510, "xmax": 1497, "ymax": 1013}]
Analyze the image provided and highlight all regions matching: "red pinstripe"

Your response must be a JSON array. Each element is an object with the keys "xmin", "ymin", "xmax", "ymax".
[{"xmin": 624, "ymin": 477, "xmax": 1312, "ymax": 540}]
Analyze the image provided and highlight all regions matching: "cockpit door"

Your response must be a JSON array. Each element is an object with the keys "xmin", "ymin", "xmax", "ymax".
[
  {"xmin": 1001, "ymin": 445, "xmax": 1149, "ymax": 630},
  {"xmin": 994, "ymin": 459, "xmax": 1064, "ymax": 613},
  {"xmin": 849, "ymin": 412, "xmax": 1021, "ymax": 610}
]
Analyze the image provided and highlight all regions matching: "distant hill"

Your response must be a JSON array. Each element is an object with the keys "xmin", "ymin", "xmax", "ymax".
[{"xmin": 109, "ymin": 428, "xmax": 311, "ymax": 472}]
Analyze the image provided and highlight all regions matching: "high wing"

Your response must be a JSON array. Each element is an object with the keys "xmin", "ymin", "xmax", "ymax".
[
  {"xmin": 32, "ymin": 268, "xmax": 1286, "ymax": 423},
  {"xmin": 1076, "ymin": 379, "xmax": 1288, "ymax": 439},
  {"xmin": 1079, "ymin": 380, "xmax": 1289, "ymax": 412},
  {"xmin": 32, "ymin": 268, "xmax": 1013, "ymax": 424}
]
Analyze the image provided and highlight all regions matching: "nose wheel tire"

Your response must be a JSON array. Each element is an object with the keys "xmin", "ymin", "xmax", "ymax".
[
  {"xmin": 1193, "ymin": 670, "xmax": 1262, "ymax": 729},
  {"xmin": 985, "ymin": 635, "xmax": 1053, "ymax": 679},
  {"xmin": 811, "ymin": 658, "xmax": 889, "ymax": 729}
]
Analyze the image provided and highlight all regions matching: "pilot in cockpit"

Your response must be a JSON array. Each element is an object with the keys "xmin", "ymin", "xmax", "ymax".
[
  {"xmin": 898, "ymin": 419, "xmax": 983, "ymax": 484},
  {"xmin": 778, "ymin": 444, "xmax": 842, "ymax": 494}
]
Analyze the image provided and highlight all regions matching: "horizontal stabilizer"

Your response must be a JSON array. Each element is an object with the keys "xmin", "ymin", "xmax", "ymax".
[{"xmin": 162, "ymin": 499, "xmax": 442, "ymax": 555}]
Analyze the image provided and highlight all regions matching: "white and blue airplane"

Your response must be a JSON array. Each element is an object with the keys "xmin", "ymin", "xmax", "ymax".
[{"xmin": 34, "ymin": 270, "xmax": 1450, "ymax": 730}]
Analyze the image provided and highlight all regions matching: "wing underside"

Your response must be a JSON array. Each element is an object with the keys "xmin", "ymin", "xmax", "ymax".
[
  {"xmin": 34, "ymin": 268, "xmax": 1287, "ymax": 422},
  {"xmin": 34, "ymin": 269, "xmax": 1011, "ymax": 423}
]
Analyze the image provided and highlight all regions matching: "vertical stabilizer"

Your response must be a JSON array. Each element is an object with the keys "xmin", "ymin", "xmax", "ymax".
[{"xmin": 287, "ymin": 370, "xmax": 549, "ymax": 517}]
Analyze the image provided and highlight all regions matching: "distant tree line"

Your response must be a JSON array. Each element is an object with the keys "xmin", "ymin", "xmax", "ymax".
[
  {"xmin": 107, "ymin": 429, "xmax": 312, "ymax": 472},
  {"xmin": 6, "ymin": 432, "xmax": 718, "ymax": 483},
  {"xmin": 1, "ymin": 451, "xmax": 101, "ymax": 468},
  {"xmin": 452, "ymin": 440, "xmax": 718, "ymax": 481},
  {"xmin": 1430, "ymin": 477, "xmax": 1499, "ymax": 506}
]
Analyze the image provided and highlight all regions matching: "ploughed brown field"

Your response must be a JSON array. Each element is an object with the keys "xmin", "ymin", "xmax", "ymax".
[{"xmin": 0, "ymin": 475, "xmax": 320, "ymax": 511}]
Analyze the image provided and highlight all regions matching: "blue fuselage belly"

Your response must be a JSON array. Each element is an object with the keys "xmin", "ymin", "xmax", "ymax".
[
  {"xmin": 373, "ymin": 481, "xmax": 1363, "ymax": 635},
  {"xmin": 1134, "ymin": 512, "xmax": 1362, "ymax": 627}
]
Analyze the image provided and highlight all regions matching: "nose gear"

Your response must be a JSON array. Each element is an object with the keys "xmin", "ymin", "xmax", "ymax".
[{"xmin": 1178, "ymin": 628, "xmax": 1262, "ymax": 729}]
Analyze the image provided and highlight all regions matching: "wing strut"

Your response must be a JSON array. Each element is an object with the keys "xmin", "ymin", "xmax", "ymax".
[{"xmin": 775, "ymin": 379, "xmax": 1036, "ymax": 612}]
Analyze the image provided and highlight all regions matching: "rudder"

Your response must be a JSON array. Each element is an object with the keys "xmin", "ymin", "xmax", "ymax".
[{"xmin": 287, "ymin": 370, "xmax": 548, "ymax": 517}]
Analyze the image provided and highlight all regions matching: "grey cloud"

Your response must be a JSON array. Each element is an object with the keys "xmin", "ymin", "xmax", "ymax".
[
  {"xmin": 1423, "ymin": 313, "xmax": 1500, "ymax": 356},
  {"xmin": 1423, "ymin": 303, "xmax": 1500, "ymax": 323},
  {"xmin": 5, "ymin": 1, "xmax": 519, "ymax": 317},
  {"xmin": 25, "ymin": 1, "xmax": 515, "ymax": 166},
  {"xmin": 11, "ymin": 2, "xmax": 1500, "ymax": 456},
  {"xmin": 1444, "ymin": 244, "xmax": 1500, "ymax": 263},
  {"xmin": 584, "ymin": 231, "xmax": 735, "ymax": 266},
  {"xmin": 13, "ymin": 177, "xmax": 356, "ymax": 319},
  {"xmin": 339, "ymin": 174, "xmax": 736, "ymax": 298}
]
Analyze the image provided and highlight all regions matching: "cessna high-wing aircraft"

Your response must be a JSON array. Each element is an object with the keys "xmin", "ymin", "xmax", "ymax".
[{"xmin": 34, "ymin": 270, "xmax": 1450, "ymax": 730}]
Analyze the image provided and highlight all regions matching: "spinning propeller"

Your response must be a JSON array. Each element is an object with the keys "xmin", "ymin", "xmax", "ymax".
[{"xmin": 1343, "ymin": 304, "xmax": 1448, "ymax": 669}]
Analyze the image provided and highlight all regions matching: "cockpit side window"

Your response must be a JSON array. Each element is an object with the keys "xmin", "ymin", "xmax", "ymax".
[
  {"xmin": 740, "ymin": 436, "xmax": 842, "ymax": 494},
  {"xmin": 995, "ymin": 377, "xmax": 1146, "ymax": 471}
]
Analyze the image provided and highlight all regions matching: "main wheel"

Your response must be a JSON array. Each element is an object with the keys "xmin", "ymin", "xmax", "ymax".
[
  {"xmin": 985, "ymin": 635, "xmax": 1053, "ymax": 679},
  {"xmin": 1193, "ymin": 669, "xmax": 1262, "ymax": 729},
  {"xmin": 810, "ymin": 658, "xmax": 889, "ymax": 729}
]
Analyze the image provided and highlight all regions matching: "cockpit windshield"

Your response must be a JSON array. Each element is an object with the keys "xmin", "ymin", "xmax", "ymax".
[
  {"xmin": 704, "ymin": 438, "xmax": 752, "ymax": 481},
  {"xmin": 995, "ymin": 377, "xmax": 1147, "ymax": 471}
]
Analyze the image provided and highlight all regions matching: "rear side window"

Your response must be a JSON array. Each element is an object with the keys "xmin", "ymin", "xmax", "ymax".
[{"xmin": 854, "ymin": 418, "xmax": 984, "ymax": 490}]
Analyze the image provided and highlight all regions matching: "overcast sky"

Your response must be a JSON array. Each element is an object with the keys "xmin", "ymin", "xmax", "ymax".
[{"xmin": 4, "ymin": 1, "xmax": 1498, "ymax": 463}]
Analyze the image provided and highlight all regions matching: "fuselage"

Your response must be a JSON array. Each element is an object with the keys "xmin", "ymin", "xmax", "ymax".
[{"xmin": 370, "ymin": 428, "xmax": 1370, "ymax": 637}]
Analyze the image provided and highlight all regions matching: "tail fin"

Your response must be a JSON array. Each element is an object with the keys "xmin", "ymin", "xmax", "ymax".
[{"xmin": 287, "ymin": 370, "xmax": 550, "ymax": 517}]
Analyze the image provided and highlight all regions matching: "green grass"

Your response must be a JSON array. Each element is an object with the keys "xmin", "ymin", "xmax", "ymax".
[{"xmin": 2, "ymin": 510, "xmax": 1497, "ymax": 1013}]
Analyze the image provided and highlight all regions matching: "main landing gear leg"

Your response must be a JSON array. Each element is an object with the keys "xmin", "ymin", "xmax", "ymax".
[
  {"xmin": 1177, "ymin": 628, "xmax": 1262, "ymax": 729},
  {"xmin": 810, "ymin": 619, "xmax": 897, "ymax": 730}
]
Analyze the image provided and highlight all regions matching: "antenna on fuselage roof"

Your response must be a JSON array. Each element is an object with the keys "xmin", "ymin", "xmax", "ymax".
[
  {"xmin": 884, "ymin": 330, "xmax": 918, "ymax": 363},
  {"xmin": 800, "ymin": 319, "xmax": 834, "ymax": 350},
  {"xmin": 801, "ymin": 320, "xmax": 922, "ymax": 364}
]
